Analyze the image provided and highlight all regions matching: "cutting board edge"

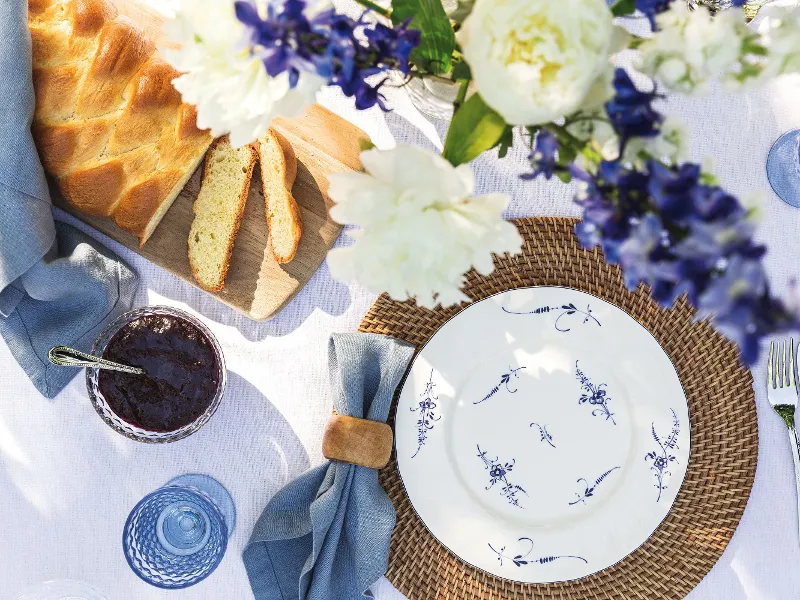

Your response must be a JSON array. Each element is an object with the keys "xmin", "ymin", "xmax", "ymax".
[
  {"xmin": 247, "ymin": 221, "xmax": 345, "ymax": 321},
  {"xmin": 52, "ymin": 195, "xmax": 347, "ymax": 322}
]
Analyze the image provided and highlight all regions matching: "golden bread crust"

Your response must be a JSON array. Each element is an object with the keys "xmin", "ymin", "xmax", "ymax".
[
  {"xmin": 259, "ymin": 129, "xmax": 302, "ymax": 264},
  {"xmin": 114, "ymin": 170, "xmax": 182, "ymax": 235},
  {"xmin": 32, "ymin": 118, "xmax": 114, "ymax": 176},
  {"xmin": 71, "ymin": 0, "xmax": 118, "ymax": 37},
  {"xmin": 60, "ymin": 160, "xmax": 124, "ymax": 216},
  {"xmin": 28, "ymin": 0, "xmax": 213, "ymax": 244}
]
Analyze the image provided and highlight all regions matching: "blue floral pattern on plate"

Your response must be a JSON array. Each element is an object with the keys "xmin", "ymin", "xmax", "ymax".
[
  {"xmin": 646, "ymin": 409, "xmax": 681, "ymax": 502},
  {"xmin": 530, "ymin": 422, "xmax": 555, "ymax": 448},
  {"xmin": 575, "ymin": 361, "xmax": 616, "ymax": 425},
  {"xmin": 477, "ymin": 445, "xmax": 528, "ymax": 508},
  {"xmin": 475, "ymin": 366, "xmax": 526, "ymax": 405},
  {"xmin": 394, "ymin": 287, "xmax": 691, "ymax": 585},
  {"xmin": 410, "ymin": 369, "xmax": 440, "ymax": 458},
  {"xmin": 569, "ymin": 466, "xmax": 621, "ymax": 506},
  {"xmin": 503, "ymin": 302, "xmax": 601, "ymax": 332},
  {"xmin": 489, "ymin": 537, "xmax": 587, "ymax": 567}
]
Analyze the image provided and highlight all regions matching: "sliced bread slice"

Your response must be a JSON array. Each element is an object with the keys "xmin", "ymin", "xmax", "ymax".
[
  {"xmin": 256, "ymin": 129, "xmax": 302, "ymax": 263},
  {"xmin": 188, "ymin": 136, "xmax": 257, "ymax": 291}
]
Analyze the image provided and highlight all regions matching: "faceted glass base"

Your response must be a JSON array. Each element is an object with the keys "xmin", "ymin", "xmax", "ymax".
[
  {"xmin": 165, "ymin": 473, "xmax": 236, "ymax": 537},
  {"xmin": 123, "ymin": 475, "xmax": 234, "ymax": 589}
]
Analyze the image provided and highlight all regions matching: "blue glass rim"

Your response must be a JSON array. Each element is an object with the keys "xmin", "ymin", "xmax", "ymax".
[
  {"xmin": 122, "ymin": 485, "xmax": 228, "ymax": 590},
  {"xmin": 766, "ymin": 128, "xmax": 800, "ymax": 208}
]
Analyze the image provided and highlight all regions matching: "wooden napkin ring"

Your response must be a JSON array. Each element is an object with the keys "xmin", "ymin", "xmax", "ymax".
[{"xmin": 322, "ymin": 415, "xmax": 393, "ymax": 469}]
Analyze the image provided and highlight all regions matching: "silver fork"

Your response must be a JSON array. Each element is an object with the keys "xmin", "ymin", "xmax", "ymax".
[{"xmin": 768, "ymin": 338, "xmax": 800, "ymax": 542}]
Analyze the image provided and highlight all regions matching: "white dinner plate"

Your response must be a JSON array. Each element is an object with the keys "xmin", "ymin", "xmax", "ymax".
[{"xmin": 395, "ymin": 286, "xmax": 690, "ymax": 583}]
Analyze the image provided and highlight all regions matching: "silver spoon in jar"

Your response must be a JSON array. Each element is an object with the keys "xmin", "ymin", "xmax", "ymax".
[{"xmin": 48, "ymin": 346, "xmax": 146, "ymax": 375}]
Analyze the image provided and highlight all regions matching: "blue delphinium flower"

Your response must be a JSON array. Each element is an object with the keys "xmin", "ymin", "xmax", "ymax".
[
  {"xmin": 234, "ymin": 0, "xmax": 420, "ymax": 111},
  {"xmin": 673, "ymin": 218, "xmax": 758, "ymax": 266},
  {"xmin": 318, "ymin": 14, "xmax": 420, "ymax": 109},
  {"xmin": 605, "ymin": 69, "xmax": 663, "ymax": 151},
  {"xmin": 617, "ymin": 214, "xmax": 668, "ymax": 290},
  {"xmin": 699, "ymin": 255, "xmax": 766, "ymax": 317},
  {"xmin": 523, "ymin": 66, "xmax": 798, "ymax": 364},
  {"xmin": 521, "ymin": 130, "xmax": 558, "ymax": 180},
  {"xmin": 235, "ymin": 0, "xmax": 316, "ymax": 88}
]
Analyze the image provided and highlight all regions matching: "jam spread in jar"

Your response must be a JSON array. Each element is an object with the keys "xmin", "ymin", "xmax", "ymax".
[{"xmin": 97, "ymin": 313, "xmax": 220, "ymax": 432}]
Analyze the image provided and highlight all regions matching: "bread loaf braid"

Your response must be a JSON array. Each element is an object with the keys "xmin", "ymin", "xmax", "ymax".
[{"xmin": 27, "ymin": 0, "xmax": 212, "ymax": 246}]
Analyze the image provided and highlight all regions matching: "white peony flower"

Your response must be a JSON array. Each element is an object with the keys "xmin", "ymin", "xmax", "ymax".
[
  {"xmin": 326, "ymin": 145, "xmax": 523, "ymax": 308},
  {"xmin": 638, "ymin": 3, "xmax": 759, "ymax": 94},
  {"xmin": 161, "ymin": 0, "xmax": 325, "ymax": 147},
  {"xmin": 459, "ymin": 0, "xmax": 617, "ymax": 125}
]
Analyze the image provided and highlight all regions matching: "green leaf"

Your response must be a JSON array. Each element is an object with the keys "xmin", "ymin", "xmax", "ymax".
[
  {"xmin": 556, "ymin": 170, "xmax": 572, "ymax": 184},
  {"xmin": 610, "ymin": 0, "xmax": 636, "ymax": 16},
  {"xmin": 443, "ymin": 94, "xmax": 507, "ymax": 166},
  {"xmin": 557, "ymin": 143, "xmax": 578, "ymax": 166},
  {"xmin": 742, "ymin": 37, "xmax": 768, "ymax": 56},
  {"xmin": 525, "ymin": 126, "xmax": 541, "ymax": 147},
  {"xmin": 451, "ymin": 60, "xmax": 472, "ymax": 82},
  {"xmin": 448, "ymin": 0, "xmax": 475, "ymax": 23},
  {"xmin": 392, "ymin": 0, "xmax": 456, "ymax": 74},
  {"xmin": 495, "ymin": 125, "xmax": 514, "ymax": 159},
  {"xmin": 358, "ymin": 138, "xmax": 376, "ymax": 152},
  {"xmin": 700, "ymin": 172, "xmax": 719, "ymax": 186}
]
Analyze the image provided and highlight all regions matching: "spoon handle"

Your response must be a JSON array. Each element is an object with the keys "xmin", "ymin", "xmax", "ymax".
[{"xmin": 48, "ymin": 346, "xmax": 146, "ymax": 376}]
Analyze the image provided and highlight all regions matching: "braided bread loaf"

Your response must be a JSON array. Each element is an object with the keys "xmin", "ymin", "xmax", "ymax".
[{"xmin": 27, "ymin": 0, "xmax": 212, "ymax": 246}]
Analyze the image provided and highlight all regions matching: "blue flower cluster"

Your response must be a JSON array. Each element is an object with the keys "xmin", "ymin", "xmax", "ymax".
[
  {"xmin": 524, "ymin": 68, "xmax": 796, "ymax": 364},
  {"xmin": 605, "ymin": 70, "xmax": 662, "ymax": 151},
  {"xmin": 235, "ymin": 0, "xmax": 420, "ymax": 110}
]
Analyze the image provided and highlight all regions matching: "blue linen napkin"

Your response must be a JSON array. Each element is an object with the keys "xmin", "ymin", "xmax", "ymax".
[
  {"xmin": 0, "ymin": 0, "xmax": 138, "ymax": 397},
  {"xmin": 243, "ymin": 332, "xmax": 415, "ymax": 600}
]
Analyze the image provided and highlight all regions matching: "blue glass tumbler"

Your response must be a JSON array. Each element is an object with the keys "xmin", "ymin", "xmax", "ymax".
[{"xmin": 122, "ymin": 474, "xmax": 236, "ymax": 589}]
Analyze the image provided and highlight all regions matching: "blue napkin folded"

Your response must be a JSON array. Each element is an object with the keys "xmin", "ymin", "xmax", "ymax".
[
  {"xmin": 243, "ymin": 333, "xmax": 415, "ymax": 600},
  {"xmin": 0, "ymin": 0, "xmax": 138, "ymax": 397}
]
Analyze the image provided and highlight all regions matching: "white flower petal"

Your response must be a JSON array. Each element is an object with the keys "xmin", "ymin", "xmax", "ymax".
[
  {"xmin": 460, "ymin": 0, "xmax": 614, "ymax": 125},
  {"xmin": 324, "ymin": 145, "xmax": 522, "ymax": 308},
  {"xmin": 639, "ymin": 3, "xmax": 760, "ymax": 95},
  {"xmin": 161, "ymin": 0, "xmax": 322, "ymax": 146}
]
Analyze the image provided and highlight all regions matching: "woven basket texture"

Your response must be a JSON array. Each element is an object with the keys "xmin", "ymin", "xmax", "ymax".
[{"xmin": 358, "ymin": 217, "xmax": 757, "ymax": 600}]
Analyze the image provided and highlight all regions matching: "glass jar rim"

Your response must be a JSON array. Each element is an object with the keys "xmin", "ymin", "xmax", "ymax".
[{"xmin": 86, "ymin": 305, "xmax": 227, "ymax": 444}]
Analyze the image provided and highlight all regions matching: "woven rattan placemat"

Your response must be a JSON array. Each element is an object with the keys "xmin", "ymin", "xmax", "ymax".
[{"xmin": 359, "ymin": 217, "xmax": 757, "ymax": 600}]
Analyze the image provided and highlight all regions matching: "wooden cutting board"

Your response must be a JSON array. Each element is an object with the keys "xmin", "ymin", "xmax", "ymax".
[{"xmin": 51, "ymin": 0, "xmax": 368, "ymax": 321}]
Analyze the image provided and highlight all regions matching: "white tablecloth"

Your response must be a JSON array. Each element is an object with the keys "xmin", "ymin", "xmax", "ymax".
[{"xmin": 5, "ymin": 5, "xmax": 800, "ymax": 598}]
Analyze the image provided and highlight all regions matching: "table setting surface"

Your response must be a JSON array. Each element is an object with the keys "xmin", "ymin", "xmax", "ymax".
[{"xmin": 5, "ymin": 1, "xmax": 800, "ymax": 598}]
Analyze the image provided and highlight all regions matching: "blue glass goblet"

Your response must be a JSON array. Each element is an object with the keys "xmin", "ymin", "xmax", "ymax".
[
  {"xmin": 767, "ymin": 128, "xmax": 800, "ymax": 208},
  {"xmin": 123, "ymin": 474, "xmax": 235, "ymax": 589}
]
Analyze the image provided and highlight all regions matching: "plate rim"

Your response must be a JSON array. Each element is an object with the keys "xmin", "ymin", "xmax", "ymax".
[{"xmin": 393, "ymin": 284, "xmax": 693, "ymax": 585}]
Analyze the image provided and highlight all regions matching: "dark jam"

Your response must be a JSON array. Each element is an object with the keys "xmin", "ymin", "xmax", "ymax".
[{"xmin": 97, "ymin": 314, "xmax": 220, "ymax": 432}]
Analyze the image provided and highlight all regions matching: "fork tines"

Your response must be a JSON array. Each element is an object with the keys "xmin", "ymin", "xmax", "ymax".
[{"xmin": 769, "ymin": 338, "xmax": 796, "ymax": 390}]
